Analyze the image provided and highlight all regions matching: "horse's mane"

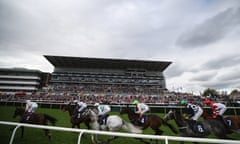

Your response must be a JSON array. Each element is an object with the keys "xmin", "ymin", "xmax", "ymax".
[
  {"xmin": 16, "ymin": 107, "xmax": 25, "ymax": 114},
  {"xmin": 122, "ymin": 106, "xmax": 139, "ymax": 117}
]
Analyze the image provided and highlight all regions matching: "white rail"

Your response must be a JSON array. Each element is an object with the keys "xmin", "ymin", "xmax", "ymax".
[{"xmin": 1, "ymin": 121, "xmax": 240, "ymax": 144}]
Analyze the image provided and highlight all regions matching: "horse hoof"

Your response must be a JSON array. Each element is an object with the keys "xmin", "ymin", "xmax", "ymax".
[{"xmin": 48, "ymin": 133, "xmax": 52, "ymax": 141}]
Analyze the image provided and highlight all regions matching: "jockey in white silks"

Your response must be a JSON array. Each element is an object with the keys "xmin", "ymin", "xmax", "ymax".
[
  {"xmin": 25, "ymin": 100, "xmax": 38, "ymax": 120},
  {"xmin": 73, "ymin": 100, "xmax": 87, "ymax": 118},
  {"xmin": 132, "ymin": 100, "xmax": 149, "ymax": 123},
  {"xmin": 94, "ymin": 103, "xmax": 111, "ymax": 125}
]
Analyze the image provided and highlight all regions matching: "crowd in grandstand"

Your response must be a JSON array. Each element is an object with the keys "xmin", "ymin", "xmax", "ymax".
[{"xmin": 0, "ymin": 87, "xmax": 229, "ymax": 107}]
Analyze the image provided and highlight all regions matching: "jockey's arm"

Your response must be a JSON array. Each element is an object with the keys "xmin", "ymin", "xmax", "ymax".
[
  {"xmin": 135, "ymin": 105, "xmax": 142, "ymax": 113},
  {"xmin": 97, "ymin": 107, "xmax": 103, "ymax": 115},
  {"xmin": 25, "ymin": 104, "xmax": 31, "ymax": 112},
  {"xmin": 78, "ymin": 103, "xmax": 87, "ymax": 112}
]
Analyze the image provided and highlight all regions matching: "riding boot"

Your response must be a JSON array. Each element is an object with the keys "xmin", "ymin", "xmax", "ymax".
[
  {"xmin": 192, "ymin": 120, "xmax": 197, "ymax": 132},
  {"xmin": 26, "ymin": 116, "xmax": 30, "ymax": 121},
  {"xmin": 98, "ymin": 116, "xmax": 103, "ymax": 125},
  {"xmin": 139, "ymin": 114, "xmax": 144, "ymax": 123},
  {"xmin": 77, "ymin": 113, "xmax": 81, "ymax": 119},
  {"xmin": 217, "ymin": 115, "xmax": 228, "ymax": 128}
]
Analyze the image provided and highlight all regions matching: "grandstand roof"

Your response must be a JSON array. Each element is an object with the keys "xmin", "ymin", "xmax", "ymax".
[{"xmin": 44, "ymin": 55, "xmax": 172, "ymax": 71}]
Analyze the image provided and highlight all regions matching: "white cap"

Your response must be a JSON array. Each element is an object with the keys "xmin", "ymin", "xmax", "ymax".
[
  {"xmin": 73, "ymin": 100, "xmax": 79, "ymax": 103},
  {"xmin": 94, "ymin": 103, "xmax": 99, "ymax": 106},
  {"xmin": 26, "ymin": 100, "xmax": 31, "ymax": 103},
  {"xmin": 79, "ymin": 102, "xmax": 83, "ymax": 105}
]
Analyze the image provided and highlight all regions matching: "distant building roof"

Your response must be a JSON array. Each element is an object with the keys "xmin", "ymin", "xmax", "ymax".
[
  {"xmin": 44, "ymin": 55, "xmax": 172, "ymax": 71},
  {"xmin": 0, "ymin": 68, "xmax": 42, "ymax": 73}
]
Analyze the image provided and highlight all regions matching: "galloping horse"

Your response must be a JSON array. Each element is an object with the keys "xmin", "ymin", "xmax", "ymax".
[
  {"xmin": 202, "ymin": 109, "xmax": 240, "ymax": 134},
  {"xmin": 164, "ymin": 110, "xmax": 230, "ymax": 144},
  {"xmin": 89, "ymin": 108, "xmax": 143, "ymax": 144},
  {"xmin": 120, "ymin": 106, "xmax": 177, "ymax": 135},
  {"xmin": 13, "ymin": 107, "xmax": 57, "ymax": 140},
  {"xmin": 61, "ymin": 103, "xmax": 91, "ymax": 129}
]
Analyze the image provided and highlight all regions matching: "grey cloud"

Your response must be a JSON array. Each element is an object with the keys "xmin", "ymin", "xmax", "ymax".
[
  {"xmin": 190, "ymin": 71, "xmax": 217, "ymax": 82},
  {"xmin": 165, "ymin": 63, "xmax": 186, "ymax": 78},
  {"xmin": 217, "ymin": 69, "xmax": 240, "ymax": 81},
  {"xmin": 176, "ymin": 7, "xmax": 240, "ymax": 48},
  {"xmin": 202, "ymin": 54, "xmax": 240, "ymax": 70},
  {"xmin": 200, "ymin": 78, "xmax": 240, "ymax": 90}
]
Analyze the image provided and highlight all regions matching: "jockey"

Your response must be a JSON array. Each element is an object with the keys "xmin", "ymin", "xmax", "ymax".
[
  {"xmin": 25, "ymin": 100, "xmax": 38, "ymax": 121},
  {"xmin": 204, "ymin": 99, "xmax": 227, "ymax": 127},
  {"xmin": 73, "ymin": 100, "xmax": 87, "ymax": 118},
  {"xmin": 94, "ymin": 103, "xmax": 111, "ymax": 125},
  {"xmin": 180, "ymin": 100, "xmax": 203, "ymax": 123},
  {"xmin": 204, "ymin": 99, "xmax": 227, "ymax": 118},
  {"xmin": 132, "ymin": 100, "xmax": 149, "ymax": 122}
]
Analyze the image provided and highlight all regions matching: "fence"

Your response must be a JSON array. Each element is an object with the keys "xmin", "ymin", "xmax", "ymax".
[{"xmin": 1, "ymin": 121, "xmax": 240, "ymax": 144}]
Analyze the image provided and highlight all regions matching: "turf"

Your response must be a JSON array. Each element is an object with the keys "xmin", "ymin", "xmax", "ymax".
[{"xmin": 0, "ymin": 106, "xmax": 239, "ymax": 144}]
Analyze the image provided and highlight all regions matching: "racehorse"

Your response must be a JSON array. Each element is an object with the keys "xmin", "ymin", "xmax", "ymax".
[
  {"xmin": 120, "ymin": 106, "xmax": 178, "ymax": 135},
  {"xmin": 89, "ymin": 108, "xmax": 143, "ymax": 144},
  {"xmin": 12, "ymin": 107, "xmax": 57, "ymax": 140},
  {"xmin": 163, "ymin": 109, "xmax": 230, "ymax": 144},
  {"xmin": 61, "ymin": 103, "xmax": 91, "ymax": 129},
  {"xmin": 202, "ymin": 109, "xmax": 240, "ymax": 134}
]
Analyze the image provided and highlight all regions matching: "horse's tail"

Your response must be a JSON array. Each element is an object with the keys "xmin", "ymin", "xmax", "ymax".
[
  {"xmin": 162, "ymin": 119, "xmax": 178, "ymax": 134},
  {"xmin": 121, "ymin": 120, "xmax": 143, "ymax": 134},
  {"xmin": 44, "ymin": 114, "xmax": 57, "ymax": 126}
]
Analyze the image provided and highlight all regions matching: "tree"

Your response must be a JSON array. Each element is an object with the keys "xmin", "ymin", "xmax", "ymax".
[
  {"xmin": 230, "ymin": 89, "xmax": 239, "ymax": 95},
  {"xmin": 202, "ymin": 88, "xmax": 219, "ymax": 97}
]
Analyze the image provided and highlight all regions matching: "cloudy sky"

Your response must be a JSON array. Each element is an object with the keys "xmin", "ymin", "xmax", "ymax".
[{"xmin": 1, "ymin": 0, "xmax": 240, "ymax": 94}]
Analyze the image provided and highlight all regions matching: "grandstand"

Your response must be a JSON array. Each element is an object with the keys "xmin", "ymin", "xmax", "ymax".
[
  {"xmin": 0, "ymin": 68, "xmax": 49, "ymax": 95},
  {"xmin": 44, "ymin": 55, "xmax": 172, "ymax": 98}
]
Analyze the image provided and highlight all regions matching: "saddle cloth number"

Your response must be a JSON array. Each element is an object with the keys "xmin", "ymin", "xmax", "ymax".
[
  {"xmin": 197, "ymin": 125, "xmax": 204, "ymax": 133},
  {"xmin": 226, "ymin": 119, "xmax": 232, "ymax": 127}
]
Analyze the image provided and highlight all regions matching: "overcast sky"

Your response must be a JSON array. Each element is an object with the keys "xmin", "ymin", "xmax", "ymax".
[{"xmin": 1, "ymin": 0, "xmax": 240, "ymax": 94}]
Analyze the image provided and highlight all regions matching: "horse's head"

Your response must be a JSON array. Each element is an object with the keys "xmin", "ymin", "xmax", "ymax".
[
  {"xmin": 120, "ymin": 106, "xmax": 134, "ymax": 115},
  {"xmin": 120, "ymin": 106, "xmax": 128, "ymax": 114},
  {"xmin": 202, "ymin": 109, "xmax": 213, "ymax": 119},
  {"xmin": 61, "ymin": 104, "xmax": 70, "ymax": 112},
  {"xmin": 13, "ymin": 107, "xmax": 24, "ymax": 118},
  {"xmin": 89, "ymin": 108, "xmax": 99, "ymax": 122},
  {"xmin": 163, "ymin": 110, "xmax": 175, "ymax": 121}
]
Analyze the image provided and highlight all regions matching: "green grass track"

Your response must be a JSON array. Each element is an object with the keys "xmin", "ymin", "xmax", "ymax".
[{"xmin": 0, "ymin": 106, "xmax": 239, "ymax": 144}]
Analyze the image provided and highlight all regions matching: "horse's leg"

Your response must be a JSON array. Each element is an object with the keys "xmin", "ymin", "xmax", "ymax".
[
  {"xmin": 103, "ymin": 136, "xmax": 118, "ymax": 144},
  {"xmin": 84, "ymin": 121, "xmax": 91, "ymax": 129},
  {"xmin": 21, "ymin": 126, "xmax": 24, "ymax": 138},
  {"xmin": 42, "ymin": 120, "xmax": 51, "ymax": 140},
  {"xmin": 91, "ymin": 134, "xmax": 102, "ymax": 144},
  {"xmin": 135, "ymin": 138, "xmax": 151, "ymax": 144},
  {"xmin": 44, "ymin": 128, "xmax": 51, "ymax": 140},
  {"xmin": 72, "ymin": 123, "xmax": 75, "ymax": 128},
  {"xmin": 153, "ymin": 128, "xmax": 163, "ymax": 144}
]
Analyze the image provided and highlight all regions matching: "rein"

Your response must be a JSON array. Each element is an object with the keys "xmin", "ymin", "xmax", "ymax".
[{"xmin": 179, "ymin": 126, "xmax": 188, "ymax": 129}]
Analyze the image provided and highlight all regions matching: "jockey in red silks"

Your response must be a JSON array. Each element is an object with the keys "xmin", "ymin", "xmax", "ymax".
[
  {"xmin": 204, "ymin": 99, "xmax": 227, "ymax": 118},
  {"xmin": 204, "ymin": 99, "xmax": 227, "ymax": 127}
]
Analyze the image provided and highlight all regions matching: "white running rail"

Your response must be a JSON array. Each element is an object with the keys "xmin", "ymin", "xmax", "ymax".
[{"xmin": 1, "ymin": 121, "xmax": 239, "ymax": 144}]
